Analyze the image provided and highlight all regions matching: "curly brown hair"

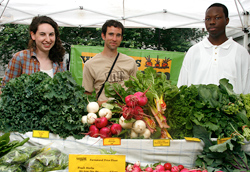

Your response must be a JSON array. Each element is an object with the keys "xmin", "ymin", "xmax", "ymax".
[{"xmin": 28, "ymin": 16, "xmax": 65, "ymax": 63}]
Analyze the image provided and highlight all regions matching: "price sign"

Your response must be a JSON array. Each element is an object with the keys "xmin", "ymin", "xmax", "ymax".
[
  {"xmin": 184, "ymin": 137, "xmax": 201, "ymax": 142},
  {"xmin": 68, "ymin": 154, "xmax": 126, "ymax": 172},
  {"xmin": 32, "ymin": 130, "xmax": 49, "ymax": 138},
  {"xmin": 103, "ymin": 138, "xmax": 121, "ymax": 146},
  {"xmin": 153, "ymin": 139, "xmax": 170, "ymax": 147}
]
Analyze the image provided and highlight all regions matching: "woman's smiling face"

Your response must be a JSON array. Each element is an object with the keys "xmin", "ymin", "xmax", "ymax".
[{"xmin": 31, "ymin": 23, "xmax": 56, "ymax": 53}]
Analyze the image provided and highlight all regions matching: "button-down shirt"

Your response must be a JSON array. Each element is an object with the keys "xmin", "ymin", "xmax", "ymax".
[
  {"xmin": 177, "ymin": 37, "xmax": 250, "ymax": 94},
  {"xmin": 2, "ymin": 49, "xmax": 66, "ymax": 86}
]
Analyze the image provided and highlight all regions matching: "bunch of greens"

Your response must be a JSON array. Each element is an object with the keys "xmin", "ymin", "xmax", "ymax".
[
  {"xmin": 0, "ymin": 145, "xmax": 44, "ymax": 165},
  {"xmin": 0, "ymin": 71, "xmax": 96, "ymax": 139},
  {"xmin": 25, "ymin": 148, "xmax": 68, "ymax": 172},
  {"xmin": 194, "ymin": 125, "xmax": 250, "ymax": 172},
  {"xmin": 0, "ymin": 164, "xmax": 24, "ymax": 172},
  {"xmin": 166, "ymin": 79, "xmax": 249, "ymax": 139},
  {"xmin": 104, "ymin": 67, "xmax": 179, "ymax": 138},
  {"xmin": 0, "ymin": 133, "xmax": 29, "ymax": 158}
]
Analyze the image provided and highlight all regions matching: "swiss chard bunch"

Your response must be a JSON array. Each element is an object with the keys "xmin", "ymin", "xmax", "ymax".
[{"xmin": 0, "ymin": 71, "xmax": 96, "ymax": 139}]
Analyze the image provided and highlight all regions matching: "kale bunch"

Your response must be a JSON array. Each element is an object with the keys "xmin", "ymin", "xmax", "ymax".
[{"xmin": 0, "ymin": 71, "xmax": 96, "ymax": 139}]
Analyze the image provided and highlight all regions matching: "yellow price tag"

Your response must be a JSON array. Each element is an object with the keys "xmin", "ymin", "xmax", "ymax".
[
  {"xmin": 217, "ymin": 137, "xmax": 231, "ymax": 144},
  {"xmin": 103, "ymin": 138, "xmax": 121, "ymax": 146},
  {"xmin": 184, "ymin": 137, "xmax": 201, "ymax": 142},
  {"xmin": 32, "ymin": 130, "xmax": 49, "ymax": 138},
  {"xmin": 153, "ymin": 139, "xmax": 170, "ymax": 147},
  {"xmin": 68, "ymin": 154, "xmax": 126, "ymax": 172}
]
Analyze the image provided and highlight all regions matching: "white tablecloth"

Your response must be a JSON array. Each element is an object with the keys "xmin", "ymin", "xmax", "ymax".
[{"xmin": 8, "ymin": 132, "xmax": 205, "ymax": 168}]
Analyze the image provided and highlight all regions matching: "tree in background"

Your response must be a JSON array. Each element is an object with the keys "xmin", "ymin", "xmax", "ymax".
[{"xmin": 0, "ymin": 24, "xmax": 206, "ymax": 69}]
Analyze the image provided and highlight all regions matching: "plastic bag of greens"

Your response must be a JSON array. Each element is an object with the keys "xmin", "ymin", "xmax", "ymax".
[
  {"xmin": 0, "ymin": 164, "xmax": 24, "ymax": 172},
  {"xmin": 0, "ymin": 145, "xmax": 45, "ymax": 165},
  {"xmin": 25, "ymin": 147, "xmax": 68, "ymax": 172}
]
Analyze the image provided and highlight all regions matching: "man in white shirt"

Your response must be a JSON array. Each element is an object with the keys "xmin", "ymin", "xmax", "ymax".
[{"xmin": 177, "ymin": 3, "xmax": 250, "ymax": 94}]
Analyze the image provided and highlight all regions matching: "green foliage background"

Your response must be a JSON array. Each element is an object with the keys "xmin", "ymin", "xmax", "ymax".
[{"xmin": 0, "ymin": 24, "xmax": 207, "ymax": 70}]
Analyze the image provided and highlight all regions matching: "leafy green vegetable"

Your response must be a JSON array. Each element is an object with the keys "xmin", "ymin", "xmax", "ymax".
[
  {"xmin": 193, "ymin": 125, "xmax": 250, "ymax": 172},
  {"xmin": 0, "ymin": 71, "xmax": 96, "ymax": 139},
  {"xmin": 25, "ymin": 148, "xmax": 68, "ymax": 172},
  {"xmin": 166, "ymin": 79, "xmax": 250, "ymax": 139},
  {"xmin": 0, "ymin": 145, "xmax": 44, "ymax": 165}
]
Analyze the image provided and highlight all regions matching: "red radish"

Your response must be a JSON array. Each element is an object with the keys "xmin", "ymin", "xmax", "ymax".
[
  {"xmin": 126, "ymin": 164, "xmax": 133, "ymax": 172},
  {"xmin": 125, "ymin": 95, "xmax": 138, "ymax": 107},
  {"xmin": 132, "ymin": 166, "xmax": 141, "ymax": 172},
  {"xmin": 111, "ymin": 123, "xmax": 122, "ymax": 135},
  {"xmin": 122, "ymin": 106, "xmax": 133, "ymax": 120},
  {"xmin": 145, "ymin": 167, "xmax": 153, "ymax": 172},
  {"xmin": 88, "ymin": 125, "xmax": 99, "ymax": 138},
  {"xmin": 95, "ymin": 117, "xmax": 108, "ymax": 129},
  {"xmin": 178, "ymin": 165, "xmax": 184, "ymax": 170},
  {"xmin": 134, "ymin": 92, "xmax": 148, "ymax": 106},
  {"xmin": 99, "ymin": 127, "xmax": 112, "ymax": 138},
  {"xmin": 132, "ymin": 106, "xmax": 145, "ymax": 120},
  {"xmin": 155, "ymin": 165, "xmax": 165, "ymax": 171},
  {"xmin": 164, "ymin": 163, "xmax": 172, "ymax": 170},
  {"xmin": 180, "ymin": 169, "xmax": 189, "ymax": 172},
  {"xmin": 171, "ymin": 166, "xmax": 180, "ymax": 172}
]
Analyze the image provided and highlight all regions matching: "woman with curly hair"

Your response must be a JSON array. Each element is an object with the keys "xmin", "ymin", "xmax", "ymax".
[{"xmin": 1, "ymin": 15, "xmax": 66, "ymax": 86}]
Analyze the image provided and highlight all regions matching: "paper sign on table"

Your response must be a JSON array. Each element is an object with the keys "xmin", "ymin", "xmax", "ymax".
[
  {"xmin": 217, "ymin": 137, "xmax": 231, "ymax": 144},
  {"xmin": 103, "ymin": 138, "xmax": 121, "ymax": 146},
  {"xmin": 32, "ymin": 130, "xmax": 49, "ymax": 138},
  {"xmin": 153, "ymin": 139, "xmax": 170, "ymax": 147},
  {"xmin": 184, "ymin": 137, "xmax": 201, "ymax": 142},
  {"xmin": 68, "ymin": 154, "xmax": 126, "ymax": 172}
]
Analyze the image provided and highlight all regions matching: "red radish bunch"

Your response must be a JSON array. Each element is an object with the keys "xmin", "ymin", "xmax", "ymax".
[
  {"xmin": 122, "ymin": 91, "xmax": 149, "ymax": 120},
  {"xmin": 125, "ymin": 161, "xmax": 204, "ymax": 172}
]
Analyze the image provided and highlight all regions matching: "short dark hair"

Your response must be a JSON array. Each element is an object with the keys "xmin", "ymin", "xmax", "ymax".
[
  {"xmin": 207, "ymin": 3, "xmax": 229, "ymax": 18},
  {"xmin": 28, "ymin": 15, "xmax": 65, "ymax": 63},
  {"xmin": 102, "ymin": 20, "xmax": 124, "ymax": 36}
]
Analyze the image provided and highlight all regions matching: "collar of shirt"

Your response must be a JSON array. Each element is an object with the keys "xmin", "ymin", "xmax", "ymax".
[
  {"xmin": 30, "ymin": 49, "xmax": 38, "ymax": 60},
  {"xmin": 203, "ymin": 37, "xmax": 233, "ymax": 49}
]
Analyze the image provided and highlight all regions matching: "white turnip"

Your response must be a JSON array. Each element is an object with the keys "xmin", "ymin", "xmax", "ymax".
[
  {"xmin": 81, "ymin": 115, "xmax": 88, "ymax": 124},
  {"xmin": 87, "ymin": 102, "xmax": 99, "ymax": 113},
  {"xmin": 132, "ymin": 120, "xmax": 146, "ymax": 134},
  {"xmin": 119, "ymin": 116, "xmax": 133, "ymax": 129},
  {"xmin": 130, "ymin": 129, "xmax": 139, "ymax": 138},
  {"xmin": 95, "ymin": 117, "xmax": 108, "ymax": 129},
  {"xmin": 99, "ymin": 127, "xmax": 112, "ymax": 138},
  {"xmin": 98, "ymin": 108, "xmax": 112, "ymax": 120},
  {"xmin": 139, "ymin": 128, "xmax": 151, "ymax": 139},
  {"xmin": 110, "ymin": 123, "xmax": 122, "ymax": 135},
  {"xmin": 87, "ymin": 113, "xmax": 97, "ymax": 124}
]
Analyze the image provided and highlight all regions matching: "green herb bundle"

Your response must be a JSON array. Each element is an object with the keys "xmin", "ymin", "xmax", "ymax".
[
  {"xmin": 0, "ymin": 71, "xmax": 96, "ymax": 139},
  {"xmin": 166, "ymin": 79, "xmax": 250, "ymax": 139}
]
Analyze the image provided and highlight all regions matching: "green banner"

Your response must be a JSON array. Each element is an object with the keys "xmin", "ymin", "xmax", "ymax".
[{"xmin": 70, "ymin": 45, "xmax": 185, "ymax": 86}]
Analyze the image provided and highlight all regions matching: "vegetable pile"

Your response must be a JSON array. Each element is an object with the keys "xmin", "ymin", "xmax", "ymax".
[
  {"xmin": 103, "ymin": 67, "xmax": 250, "ymax": 140},
  {"xmin": 0, "ymin": 71, "xmax": 96, "ymax": 139},
  {"xmin": 82, "ymin": 102, "xmax": 123, "ymax": 138}
]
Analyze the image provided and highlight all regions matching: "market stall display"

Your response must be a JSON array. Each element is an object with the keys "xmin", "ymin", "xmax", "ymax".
[{"xmin": 0, "ymin": 67, "xmax": 250, "ymax": 171}]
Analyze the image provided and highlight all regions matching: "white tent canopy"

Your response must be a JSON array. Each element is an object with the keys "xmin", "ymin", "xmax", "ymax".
[{"xmin": 0, "ymin": 0, "xmax": 249, "ymax": 47}]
